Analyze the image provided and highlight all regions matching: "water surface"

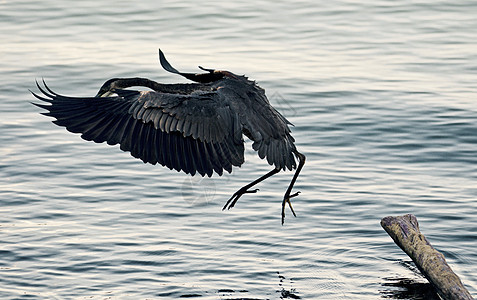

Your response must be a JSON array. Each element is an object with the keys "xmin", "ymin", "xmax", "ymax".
[{"xmin": 1, "ymin": 0, "xmax": 477, "ymax": 299}]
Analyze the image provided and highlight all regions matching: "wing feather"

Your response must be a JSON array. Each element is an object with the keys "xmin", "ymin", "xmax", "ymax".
[
  {"xmin": 107, "ymin": 114, "xmax": 132, "ymax": 145},
  {"xmin": 175, "ymin": 117, "xmax": 185, "ymax": 133},
  {"xmin": 205, "ymin": 142, "xmax": 224, "ymax": 176},
  {"xmin": 182, "ymin": 136, "xmax": 197, "ymax": 176},
  {"xmin": 217, "ymin": 84, "xmax": 297, "ymax": 170},
  {"xmin": 31, "ymin": 83, "xmax": 244, "ymax": 176},
  {"xmin": 169, "ymin": 117, "xmax": 179, "ymax": 133},
  {"xmin": 119, "ymin": 89, "xmax": 235, "ymax": 144},
  {"xmin": 155, "ymin": 125, "xmax": 168, "ymax": 169},
  {"xmin": 81, "ymin": 114, "xmax": 118, "ymax": 143},
  {"xmin": 164, "ymin": 114, "xmax": 174, "ymax": 134}
]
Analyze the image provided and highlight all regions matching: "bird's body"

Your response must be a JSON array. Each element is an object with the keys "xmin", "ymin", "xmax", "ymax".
[{"xmin": 32, "ymin": 50, "xmax": 305, "ymax": 224}]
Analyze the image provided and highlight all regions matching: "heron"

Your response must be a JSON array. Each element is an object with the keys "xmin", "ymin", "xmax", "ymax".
[{"xmin": 31, "ymin": 49, "xmax": 306, "ymax": 224}]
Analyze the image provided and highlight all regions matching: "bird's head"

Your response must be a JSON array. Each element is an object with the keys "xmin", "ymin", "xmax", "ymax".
[{"xmin": 95, "ymin": 78, "xmax": 122, "ymax": 97}]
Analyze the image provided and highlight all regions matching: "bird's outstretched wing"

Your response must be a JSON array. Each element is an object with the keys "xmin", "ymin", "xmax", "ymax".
[{"xmin": 31, "ymin": 81, "xmax": 244, "ymax": 177}]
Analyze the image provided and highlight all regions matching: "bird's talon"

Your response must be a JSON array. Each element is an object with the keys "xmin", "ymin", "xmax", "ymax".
[
  {"xmin": 289, "ymin": 191, "xmax": 301, "ymax": 198},
  {"xmin": 223, "ymin": 188, "xmax": 260, "ymax": 211}
]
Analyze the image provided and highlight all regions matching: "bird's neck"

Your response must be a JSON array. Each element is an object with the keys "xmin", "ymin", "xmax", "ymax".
[
  {"xmin": 114, "ymin": 77, "xmax": 206, "ymax": 94},
  {"xmin": 115, "ymin": 77, "xmax": 161, "ymax": 90}
]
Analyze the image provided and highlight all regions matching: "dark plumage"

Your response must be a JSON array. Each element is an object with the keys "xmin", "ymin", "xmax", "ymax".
[{"xmin": 31, "ymin": 49, "xmax": 305, "ymax": 224}]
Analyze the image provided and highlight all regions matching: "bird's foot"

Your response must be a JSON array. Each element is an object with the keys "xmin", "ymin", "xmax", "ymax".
[
  {"xmin": 281, "ymin": 191, "xmax": 301, "ymax": 225},
  {"xmin": 223, "ymin": 187, "xmax": 259, "ymax": 211}
]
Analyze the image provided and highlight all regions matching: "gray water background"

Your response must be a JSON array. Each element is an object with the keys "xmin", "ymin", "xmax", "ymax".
[{"xmin": 1, "ymin": 0, "xmax": 477, "ymax": 299}]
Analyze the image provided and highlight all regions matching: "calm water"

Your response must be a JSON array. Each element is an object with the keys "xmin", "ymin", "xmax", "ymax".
[{"xmin": 1, "ymin": 0, "xmax": 477, "ymax": 299}]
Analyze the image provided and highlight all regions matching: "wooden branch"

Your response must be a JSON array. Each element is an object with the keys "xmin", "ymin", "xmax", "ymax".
[{"xmin": 381, "ymin": 214, "xmax": 473, "ymax": 300}]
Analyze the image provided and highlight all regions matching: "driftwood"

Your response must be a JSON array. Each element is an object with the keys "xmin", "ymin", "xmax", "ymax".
[{"xmin": 381, "ymin": 214, "xmax": 473, "ymax": 300}]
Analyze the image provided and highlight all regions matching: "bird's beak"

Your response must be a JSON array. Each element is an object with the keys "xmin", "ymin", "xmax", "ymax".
[{"xmin": 95, "ymin": 90, "xmax": 114, "ymax": 97}]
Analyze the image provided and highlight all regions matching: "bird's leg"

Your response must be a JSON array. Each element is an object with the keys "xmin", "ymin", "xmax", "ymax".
[
  {"xmin": 281, "ymin": 150, "xmax": 306, "ymax": 225},
  {"xmin": 223, "ymin": 168, "xmax": 280, "ymax": 211}
]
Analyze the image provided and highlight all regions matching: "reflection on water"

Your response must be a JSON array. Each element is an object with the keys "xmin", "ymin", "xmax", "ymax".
[
  {"xmin": 278, "ymin": 272, "xmax": 302, "ymax": 299},
  {"xmin": 175, "ymin": 272, "xmax": 301, "ymax": 299},
  {"xmin": 380, "ymin": 261, "xmax": 440, "ymax": 300},
  {"xmin": 381, "ymin": 277, "xmax": 439, "ymax": 300}
]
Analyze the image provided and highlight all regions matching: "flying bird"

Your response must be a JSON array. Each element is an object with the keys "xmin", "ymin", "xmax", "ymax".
[{"xmin": 31, "ymin": 50, "xmax": 306, "ymax": 224}]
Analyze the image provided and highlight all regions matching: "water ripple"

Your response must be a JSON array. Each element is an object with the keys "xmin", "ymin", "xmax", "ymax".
[{"xmin": 1, "ymin": 0, "xmax": 477, "ymax": 298}]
